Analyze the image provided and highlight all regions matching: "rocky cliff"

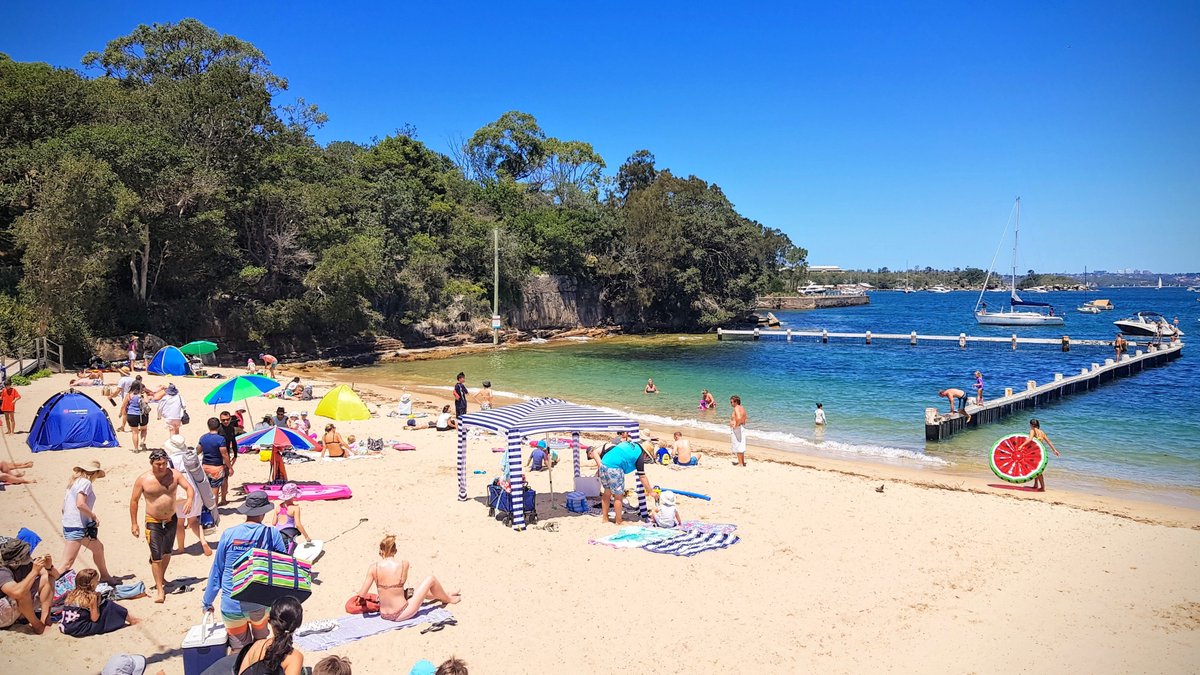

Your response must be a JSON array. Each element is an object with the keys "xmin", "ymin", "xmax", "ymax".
[{"xmin": 507, "ymin": 275, "xmax": 608, "ymax": 329}]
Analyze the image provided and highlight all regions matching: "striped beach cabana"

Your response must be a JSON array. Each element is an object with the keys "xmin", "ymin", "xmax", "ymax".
[{"xmin": 456, "ymin": 398, "xmax": 647, "ymax": 531}]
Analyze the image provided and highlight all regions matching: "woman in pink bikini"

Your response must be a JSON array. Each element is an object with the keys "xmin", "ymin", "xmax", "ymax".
[{"xmin": 352, "ymin": 534, "xmax": 461, "ymax": 621}]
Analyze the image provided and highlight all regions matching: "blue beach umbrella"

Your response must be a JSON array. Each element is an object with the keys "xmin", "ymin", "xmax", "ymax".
[{"xmin": 235, "ymin": 426, "xmax": 316, "ymax": 451}]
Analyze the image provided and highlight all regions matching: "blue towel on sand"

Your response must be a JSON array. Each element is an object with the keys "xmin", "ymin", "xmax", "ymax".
[
  {"xmin": 294, "ymin": 605, "xmax": 454, "ymax": 651},
  {"xmin": 18, "ymin": 528, "xmax": 41, "ymax": 553}
]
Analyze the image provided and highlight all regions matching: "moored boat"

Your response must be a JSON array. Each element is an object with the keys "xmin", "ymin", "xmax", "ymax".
[
  {"xmin": 973, "ymin": 198, "xmax": 1065, "ymax": 326},
  {"xmin": 1113, "ymin": 312, "xmax": 1183, "ymax": 337}
]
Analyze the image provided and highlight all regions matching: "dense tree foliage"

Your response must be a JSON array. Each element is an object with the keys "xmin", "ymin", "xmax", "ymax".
[{"xmin": 0, "ymin": 20, "xmax": 802, "ymax": 358}]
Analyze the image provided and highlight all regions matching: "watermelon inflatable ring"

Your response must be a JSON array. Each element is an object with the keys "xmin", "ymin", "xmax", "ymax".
[{"xmin": 989, "ymin": 433, "xmax": 1048, "ymax": 484}]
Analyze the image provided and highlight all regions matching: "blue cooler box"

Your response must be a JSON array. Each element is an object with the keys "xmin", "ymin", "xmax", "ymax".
[
  {"xmin": 183, "ymin": 619, "xmax": 228, "ymax": 675},
  {"xmin": 565, "ymin": 491, "xmax": 588, "ymax": 513}
]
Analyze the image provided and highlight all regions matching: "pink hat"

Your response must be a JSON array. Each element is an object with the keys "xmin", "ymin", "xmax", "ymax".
[{"xmin": 280, "ymin": 483, "xmax": 301, "ymax": 501}]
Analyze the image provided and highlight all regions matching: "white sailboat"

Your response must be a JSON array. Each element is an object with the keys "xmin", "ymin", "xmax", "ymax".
[
  {"xmin": 974, "ymin": 198, "xmax": 1065, "ymax": 326},
  {"xmin": 1076, "ymin": 268, "xmax": 1100, "ymax": 314},
  {"xmin": 1157, "ymin": 277, "xmax": 1163, "ymax": 290}
]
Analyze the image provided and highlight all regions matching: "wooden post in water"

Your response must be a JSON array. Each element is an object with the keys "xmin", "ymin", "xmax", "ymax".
[
  {"xmin": 959, "ymin": 333, "xmax": 966, "ymax": 349},
  {"xmin": 753, "ymin": 328, "xmax": 760, "ymax": 341},
  {"xmin": 910, "ymin": 331, "xmax": 917, "ymax": 346},
  {"xmin": 1012, "ymin": 334, "xmax": 1018, "ymax": 350},
  {"xmin": 822, "ymin": 329, "xmax": 828, "ymax": 344},
  {"xmin": 717, "ymin": 327, "xmax": 723, "ymax": 341},
  {"xmin": 1061, "ymin": 335, "xmax": 1070, "ymax": 352},
  {"xmin": 865, "ymin": 331, "xmax": 872, "ymax": 345},
  {"xmin": 786, "ymin": 328, "xmax": 792, "ymax": 342}
]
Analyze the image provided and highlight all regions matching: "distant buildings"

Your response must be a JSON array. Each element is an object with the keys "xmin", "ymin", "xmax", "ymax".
[{"xmin": 808, "ymin": 265, "xmax": 842, "ymax": 273}]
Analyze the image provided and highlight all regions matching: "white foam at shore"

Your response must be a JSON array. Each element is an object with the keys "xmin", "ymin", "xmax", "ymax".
[{"xmin": 418, "ymin": 386, "xmax": 948, "ymax": 467}]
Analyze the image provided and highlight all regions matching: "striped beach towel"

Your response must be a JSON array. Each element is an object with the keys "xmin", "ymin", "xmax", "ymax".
[
  {"xmin": 589, "ymin": 526, "xmax": 684, "ymax": 549},
  {"xmin": 642, "ymin": 530, "xmax": 740, "ymax": 556},
  {"xmin": 678, "ymin": 521, "xmax": 738, "ymax": 536}
]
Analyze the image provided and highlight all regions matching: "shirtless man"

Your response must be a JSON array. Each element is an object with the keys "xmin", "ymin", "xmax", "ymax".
[
  {"xmin": 938, "ymin": 388, "xmax": 971, "ymax": 422},
  {"xmin": 730, "ymin": 395, "xmax": 748, "ymax": 466},
  {"xmin": 671, "ymin": 431, "xmax": 699, "ymax": 466},
  {"xmin": 129, "ymin": 449, "xmax": 193, "ymax": 603}
]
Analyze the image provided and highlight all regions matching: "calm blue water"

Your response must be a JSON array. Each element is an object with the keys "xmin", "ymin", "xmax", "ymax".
[{"xmin": 358, "ymin": 288, "xmax": 1200, "ymax": 505}]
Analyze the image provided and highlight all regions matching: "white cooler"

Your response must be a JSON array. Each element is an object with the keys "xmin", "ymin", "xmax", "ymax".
[{"xmin": 182, "ymin": 617, "xmax": 228, "ymax": 675}]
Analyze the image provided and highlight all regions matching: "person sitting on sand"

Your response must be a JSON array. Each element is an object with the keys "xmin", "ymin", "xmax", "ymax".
[
  {"xmin": 390, "ymin": 393, "xmax": 413, "ymax": 418},
  {"xmin": 281, "ymin": 377, "xmax": 303, "ymax": 400},
  {"xmin": 670, "ymin": 431, "xmax": 699, "ymax": 466},
  {"xmin": 404, "ymin": 406, "xmax": 456, "ymax": 432},
  {"xmin": 354, "ymin": 535, "xmax": 461, "ymax": 623},
  {"xmin": 644, "ymin": 378, "xmax": 658, "ymax": 394},
  {"xmin": 233, "ymin": 596, "xmax": 304, "ymax": 675},
  {"xmin": 937, "ymin": 388, "xmax": 971, "ymax": 422},
  {"xmin": 0, "ymin": 539, "xmax": 55, "ymax": 634},
  {"xmin": 0, "ymin": 459, "xmax": 35, "ymax": 485},
  {"xmin": 526, "ymin": 444, "xmax": 550, "ymax": 472},
  {"xmin": 270, "ymin": 483, "xmax": 313, "ymax": 551},
  {"xmin": 58, "ymin": 568, "xmax": 139, "ymax": 637},
  {"xmin": 651, "ymin": 490, "xmax": 683, "ymax": 528},
  {"xmin": 321, "ymin": 424, "xmax": 348, "ymax": 458}
]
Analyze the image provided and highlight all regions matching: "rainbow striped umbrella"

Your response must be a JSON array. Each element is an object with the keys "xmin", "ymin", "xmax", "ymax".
[{"xmin": 234, "ymin": 426, "xmax": 316, "ymax": 450}]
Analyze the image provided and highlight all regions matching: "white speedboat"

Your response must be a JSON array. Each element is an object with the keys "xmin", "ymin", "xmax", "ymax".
[
  {"xmin": 973, "ymin": 198, "xmax": 1065, "ymax": 326},
  {"xmin": 1114, "ymin": 312, "xmax": 1183, "ymax": 337},
  {"xmin": 1076, "ymin": 304, "xmax": 1101, "ymax": 314},
  {"xmin": 927, "ymin": 285, "xmax": 953, "ymax": 293}
]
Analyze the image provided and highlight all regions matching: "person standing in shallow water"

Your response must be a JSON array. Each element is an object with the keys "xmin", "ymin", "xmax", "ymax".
[
  {"xmin": 1023, "ymin": 418, "xmax": 1061, "ymax": 492},
  {"xmin": 730, "ymin": 395, "xmax": 747, "ymax": 466}
]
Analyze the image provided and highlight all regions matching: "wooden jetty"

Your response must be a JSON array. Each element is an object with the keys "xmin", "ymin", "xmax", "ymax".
[
  {"xmin": 925, "ymin": 341, "xmax": 1183, "ymax": 440},
  {"xmin": 716, "ymin": 327, "xmax": 1152, "ymax": 351},
  {"xmin": 0, "ymin": 337, "xmax": 64, "ymax": 379}
]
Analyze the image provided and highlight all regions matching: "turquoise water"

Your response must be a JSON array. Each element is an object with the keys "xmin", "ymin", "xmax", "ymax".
[{"xmin": 355, "ymin": 288, "xmax": 1200, "ymax": 505}]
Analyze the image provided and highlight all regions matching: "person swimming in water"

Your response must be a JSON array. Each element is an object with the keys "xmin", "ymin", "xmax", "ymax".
[
  {"xmin": 644, "ymin": 379, "xmax": 658, "ymax": 394},
  {"xmin": 698, "ymin": 389, "xmax": 715, "ymax": 410}
]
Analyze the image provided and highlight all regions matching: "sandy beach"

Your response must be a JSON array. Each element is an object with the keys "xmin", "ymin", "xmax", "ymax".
[{"xmin": 1, "ymin": 367, "xmax": 1198, "ymax": 674}]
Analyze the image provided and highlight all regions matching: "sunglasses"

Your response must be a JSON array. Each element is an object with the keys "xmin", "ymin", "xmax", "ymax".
[{"xmin": 149, "ymin": 450, "xmax": 168, "ymax": 461}]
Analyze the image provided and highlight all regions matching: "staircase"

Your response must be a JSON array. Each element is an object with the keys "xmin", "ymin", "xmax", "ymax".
[{"xmin": 1, "ymin": 337, "xmax": 64, "ymax": 379}]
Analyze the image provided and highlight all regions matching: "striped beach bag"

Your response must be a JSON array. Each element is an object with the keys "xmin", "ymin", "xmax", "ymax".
[{"xmin": 230, "ymin": 548, "xmax": 312, "ymax": 605}]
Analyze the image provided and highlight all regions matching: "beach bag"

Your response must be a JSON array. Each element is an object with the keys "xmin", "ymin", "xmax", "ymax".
[
  {"xmin": 230, "ymin": 548, "xmax": 312, "ymax": 606},
  {"xmin": 565, "ymin": 491, "xmax": 589, "ymax": 513},
  {"xmin": 181, "ymin": 407, "xmax": 190, "ymax": 425},
  {"xmin": 199, "ymin": 506, "xmax": 216, "ymax": 530},
  {"xmin": 345, "ymin": 593, "xmax": 380, "ymax": 614}
]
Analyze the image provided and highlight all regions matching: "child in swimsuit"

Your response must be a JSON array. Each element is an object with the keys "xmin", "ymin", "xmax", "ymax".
[{"xmin": 270, "ymin": 483, "xmax": 311, "ymax": 552}]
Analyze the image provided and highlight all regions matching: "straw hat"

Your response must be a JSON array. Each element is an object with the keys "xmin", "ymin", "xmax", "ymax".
[
  {"xmin": 163, "ymin": 435, "xmax": 189, "ymax": 454},
  {"xmin": 119, "ymin": 366, "xmax": 131, "ymax": 375},
  {"xmin": 73, "ymin": 460, "xmax": 106, "ymax": 479}
]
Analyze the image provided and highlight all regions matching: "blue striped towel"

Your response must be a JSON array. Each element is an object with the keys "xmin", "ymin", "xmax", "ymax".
[{"xmin": 641, "ymin": 530, "xmax": 740, "ymax": 556}]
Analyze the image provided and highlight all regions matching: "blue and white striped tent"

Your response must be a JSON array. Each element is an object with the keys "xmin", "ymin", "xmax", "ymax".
[{"xmin": 456, "ymin": 398, "xmax": 646, "ymax": 531}]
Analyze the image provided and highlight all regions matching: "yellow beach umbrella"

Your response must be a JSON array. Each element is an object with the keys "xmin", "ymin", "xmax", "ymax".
[{"xmin": 314, "ymin": 384, "xmax": 372, "ymax": 421}]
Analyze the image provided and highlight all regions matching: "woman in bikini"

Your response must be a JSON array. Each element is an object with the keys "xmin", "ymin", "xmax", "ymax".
[
  {"xmin": 353, "ymin": 534, "xmax": 460, "ymax": 622},
  {"xmin": 321, "ymin": 424, "xmax": 347, "ymax": 459},
  {"xmin": 1023, "ymin": 418, "xmax": 1061, "ymax": 492}
]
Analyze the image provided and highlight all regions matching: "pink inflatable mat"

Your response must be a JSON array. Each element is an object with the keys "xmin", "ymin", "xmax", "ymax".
[{"xmin": 242, "ymin": 482, "xmax": 352, "ymax": 501}]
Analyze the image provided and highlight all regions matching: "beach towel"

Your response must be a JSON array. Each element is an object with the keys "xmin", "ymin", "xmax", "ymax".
[
  {"xmin": 293, "ymin": 605, "xmax": 454, "ymax": 651},
  {"xmin": 589, "ymin": 526, "xmax": 685, "ymax": 550},
  {"xmin": 641, "ymin": 530, "xmax": 740, "ymax": 556},
  {"xmin": 679, "ymin": 521, "xmax": 738, "ymax": 536}
]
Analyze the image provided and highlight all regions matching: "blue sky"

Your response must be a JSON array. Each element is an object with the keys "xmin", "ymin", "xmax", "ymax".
[{"xmin": 4, "ymin": 1, "xmax": 1198, "ymax": 272}]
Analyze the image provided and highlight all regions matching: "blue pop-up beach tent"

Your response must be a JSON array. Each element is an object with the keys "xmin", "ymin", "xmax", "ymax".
[
  {"xmin": 27, "ymin": 391, "xmax": 119, "ymax": 452},
  {"xmin": 147, "ymin": 345, "xmax": 193, "ymax": 376}
]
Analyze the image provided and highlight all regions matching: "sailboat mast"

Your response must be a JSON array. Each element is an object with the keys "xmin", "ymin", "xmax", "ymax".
[{"xmin": 1011, "ymin": 197, "xmax": 1021, "ymax": 293}]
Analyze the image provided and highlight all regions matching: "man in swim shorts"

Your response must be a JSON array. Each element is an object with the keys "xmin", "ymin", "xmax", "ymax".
[
  {"xmin": 129, "ymin": 449, "xmax": 193, "ymax": 603},
  {"xmin": 671, "ymin": 431, "xmax": 699, "ymax": 466},
  {"xmin": 203, "ymin": 491, "xmax": 287, "ymax": 648},
  {"xmin": 595, "ymin": 436, "xmax": 653, "ymax": 525},
  {"xmin": 730, "ymin": 395, "xmax": 748, "ymax": 466},
  {"xmin": 937, "ymin": 388, "xmax": 971, "ymax": 422}
]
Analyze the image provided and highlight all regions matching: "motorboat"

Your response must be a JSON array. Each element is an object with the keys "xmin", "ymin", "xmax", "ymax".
[
  {"xmin": 1075, "ymin": 304, "xmax": 1101, "ymax": 314},
  {"xmin": 1084, "ymin": 298, "xmax": 1114, "ymax": 311},
  {"xmin": 973, "ymin": 198, "xmax": 1065, "ymax": 326},
  {"xmin": 927, "ymin": 285, "xmax": 953, "ymax": 293},
  {"xmin": 1113, "ymin": 312, "xmax": 1183, "ymax": 337}
]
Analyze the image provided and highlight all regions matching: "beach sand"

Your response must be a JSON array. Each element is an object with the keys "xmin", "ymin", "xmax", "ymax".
[{"xmin": 1, "ymin": 368, "xmax": 1198, "ymax": 674}]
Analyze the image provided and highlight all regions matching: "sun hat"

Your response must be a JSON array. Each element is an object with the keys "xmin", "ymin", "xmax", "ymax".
[
  {"xmin": 660, "ymin": 491, "xmax": 676, "ymax": 507},
  {"xmin": 276, "ymin": 406, "xmax": 286, "ymax": 414},
  {"xmin": 163, "ymin": 435, "xmax": 189, "ymax": 454},
  {"xmin": 119, "ymin": 366, "xmax": 131, "ymax": 375},
  {"xmin": 73, "ymin": 460, "xmax": 106, "ymax": 479},
  {"xmin": 300, "ymin": 411, "xmax": 308, "ymax": 417},
  {"xmin": 280, "ymin": 483, "xmax": 300, "ymax": 501},
  {"xmin": 409, "ymin": 660, "xmax": 437, "ymax": 675},
  {"xmin": 482, "ymin": 380, "xmax": 491, "ymax": 388},
  {"xmin": 400, "ymin": 393, "xmax": 411, "ymax": 403},
  {"xmin": 0, "ymin": 539, "xmax": 32, "ymax": 567},
  {"xmin": 238, "ymin": 491, "xmax": 274, "ymax": 517},
  {"xmin": 101, "ymin": 654, "xmax": 147, "ymax": 675}
]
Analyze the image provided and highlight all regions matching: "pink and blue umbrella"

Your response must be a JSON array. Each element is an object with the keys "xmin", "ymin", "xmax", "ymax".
[{"xmin": 235, "ymin": 426, "xmax": 316, "ymax": 451}]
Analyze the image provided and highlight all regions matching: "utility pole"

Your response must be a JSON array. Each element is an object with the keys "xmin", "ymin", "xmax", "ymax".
[{"xmin": 492, "ymin": 225, "xmax": 500, "ymax": 345}]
